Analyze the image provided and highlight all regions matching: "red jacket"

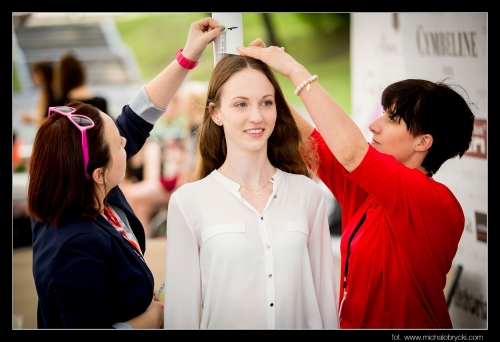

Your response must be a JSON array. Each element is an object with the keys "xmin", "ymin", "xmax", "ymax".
[{"xmin": 310, "ymin": 129, "xmax": 463, "ymax": 329}]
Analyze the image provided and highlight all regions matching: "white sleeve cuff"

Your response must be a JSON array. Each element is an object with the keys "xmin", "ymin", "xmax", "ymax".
[
  {"xmin": 112, "ymin": 322, "xmax": 133, "ymax": 329},
  {"xmin": 128, "ymin": 86, "xmax": 168, "ymax": 125}
]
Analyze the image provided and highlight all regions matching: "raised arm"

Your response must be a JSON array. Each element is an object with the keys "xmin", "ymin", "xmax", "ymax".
[
  {"xmin": 237, "ymin": 42, "xmax": 368, "ymax": 173},
  {"xmin": 287, "ymin": 101, "xmax": 315, "ymax": 140},
  {"xmin": 144, "ymin": 17, "xmax": 224, "ymax": 110}
]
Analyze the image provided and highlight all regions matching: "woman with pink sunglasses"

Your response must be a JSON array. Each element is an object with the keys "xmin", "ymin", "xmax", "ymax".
[{"xmin": 26, "ymin": 17, "xmax": 225, "ymax": 329}]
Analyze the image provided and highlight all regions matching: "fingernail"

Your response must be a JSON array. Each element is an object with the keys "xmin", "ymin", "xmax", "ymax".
[{"xmin": 219, "ymin": 26, "xmax": 226, "ymax": 32}]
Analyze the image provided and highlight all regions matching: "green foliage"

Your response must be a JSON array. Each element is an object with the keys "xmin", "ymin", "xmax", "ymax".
[
  {"xmin": 114, "ymin": 13, "xmax": 351, "ymax": 114},
  {"xmin": 12, "ymin": 59, "xmax": 21, "ymax": 92},
  {"xmin": 295, "ymin": 13, "xmax": 349, "ymax": 36},
  {"xmin": 115, "ymin": 13, "xmax": 208, "ymax": 82},
  {"xmin": 14, "ymin": 163, "xmax": 27, "ymax": 173}
]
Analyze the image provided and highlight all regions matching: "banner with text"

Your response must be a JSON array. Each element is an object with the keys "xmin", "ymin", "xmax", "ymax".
[{"xmin": 351, "ymin": 12, "xmax": 487, "ymax": 329}]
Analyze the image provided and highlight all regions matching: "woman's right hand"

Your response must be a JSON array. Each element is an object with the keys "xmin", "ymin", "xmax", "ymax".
[
  {"xmin": 181, "ymin": 17, "xmax": 225, "ymax": 64},
  {"xmin": 147, "ymin": 297, "xmax": 164, "ymax": 329}
]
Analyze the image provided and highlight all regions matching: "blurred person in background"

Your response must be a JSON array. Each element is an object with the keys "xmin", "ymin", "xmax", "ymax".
[
  {"xmin": 26, "ymin": 17, "xmax": 224, "ymax": 329},
  {"xmin": 182, "ymin": 80, "xmax": 208, "ymax": 180},
  {"xmin": 122, "ymin": 80, "xmax": 189, "ymax": 186},
  {"xmin": 13, "ymin": 131, "xmax": 22, "ymax": 171},
  {"xmin": 122, "ymin": 134, "xmax": 187, "ymax": 239},
  {"xmin": 20, "ymin": 60, "xmax": 57, "ymax": 126},
  {"xmin": 122, "ymin": 80, "xmax": 207, "ymax": 238},
  {"xmin": 53, "ymin": 52, "xmax": 108, "ymax": 114},
  {"xmin": 238, "ymin": 39, "xmax": 475, "ymax": 329}
]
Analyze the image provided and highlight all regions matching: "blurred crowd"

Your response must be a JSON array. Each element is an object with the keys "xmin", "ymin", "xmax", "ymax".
[
  {"xmin": 121, "ymin": 80, "xmax": 208, "ymax": 238},
  {"xmin": 14, "ymin": 51, "xmax": 109, "ymax": 171}
]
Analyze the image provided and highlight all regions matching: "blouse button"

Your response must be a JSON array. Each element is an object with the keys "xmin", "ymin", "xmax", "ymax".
[
  {"xmin": 266, "ymin": 244, "xmax": 270, "ymax": 249},
  {"xmin": 261, "ymin": 217, "xmax": 263, "ymax": 220},
  {"xmin": 274, "ymin": 195, "xmax": 277, "ymax": 198},
  {"xmin": 268, "ymin": 274, "xmax": 272, "ymax": 278},
  {"xmin": 270, "ymin": 303, "xmax": 274, "ymax": 307}
]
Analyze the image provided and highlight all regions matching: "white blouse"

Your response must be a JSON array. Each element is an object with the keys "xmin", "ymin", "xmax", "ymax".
[{"xmin": 163, "ymin": 169, "xmax": 339, "ymax": 329}]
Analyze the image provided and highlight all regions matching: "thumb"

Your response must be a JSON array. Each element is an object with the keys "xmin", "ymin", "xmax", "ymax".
[
  {"xmin": 248, "ymin": 38, "xmax": 266, "ymax": 48},
  {"xmin": 206, "ymin": 25, "xmax": 225, "ymax": 43}
]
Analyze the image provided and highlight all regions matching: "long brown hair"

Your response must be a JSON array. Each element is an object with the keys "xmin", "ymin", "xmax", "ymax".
[
  {"xmin": 192, "ymin": 54, "xmax": 318, "ymax": 181},
  {"xmin": 53, "ymin": 52, "xmax": 86, "ymax": 100},
  {"xmin": 27, "ymin": 101, "xmax": 111, "ymax": 227}
]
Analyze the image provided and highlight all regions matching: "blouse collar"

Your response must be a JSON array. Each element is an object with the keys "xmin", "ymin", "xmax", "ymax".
[{"xmin": 210, "ymin": 168, "xmax": 282, "ymax": 194}]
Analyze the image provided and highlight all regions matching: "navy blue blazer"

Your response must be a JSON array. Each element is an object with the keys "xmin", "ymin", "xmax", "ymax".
[{"xmin": 32, "ymin": 104, "xmax": 156, "ymax": 328}]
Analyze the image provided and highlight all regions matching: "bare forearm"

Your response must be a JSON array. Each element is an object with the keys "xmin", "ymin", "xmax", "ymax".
[
  {"xmin": 144, "ymin": 60, "xmax": 190, "ymax": 110},
  {"xmin": 144, "ymin": 18, "xmax": 223, "ymax": 111},
  {"xmin": 287, "ymin": 101, "xmax": 314, "ymax": 139},
  {"xmin": 288, "ymin": 67, "xmax": 368, "ymax": 172},
  {"xmin": 125, "ymin": 300, "xmax": 163, "ymax": 329}
]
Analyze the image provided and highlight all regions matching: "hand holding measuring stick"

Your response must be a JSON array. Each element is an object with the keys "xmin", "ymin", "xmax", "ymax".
[{"xmin": 155, "ymin": 281, "xmax": 165, "ymax": 302}]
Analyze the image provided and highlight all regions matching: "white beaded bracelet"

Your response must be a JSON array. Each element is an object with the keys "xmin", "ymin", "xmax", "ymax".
[{"xmin": 294, "ymin": 75, "xmax": 318, "ymax": 96}]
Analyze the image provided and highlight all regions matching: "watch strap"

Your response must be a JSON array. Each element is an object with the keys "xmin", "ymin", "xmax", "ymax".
[{"xmin": 175, "ymin": 48, "xmax": 199, "ymax": 70}]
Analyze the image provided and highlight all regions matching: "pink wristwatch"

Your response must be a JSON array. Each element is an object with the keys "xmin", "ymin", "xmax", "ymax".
[{"xmin": 175, "ymin": 48, "xmax": 199, "ymax": 70}]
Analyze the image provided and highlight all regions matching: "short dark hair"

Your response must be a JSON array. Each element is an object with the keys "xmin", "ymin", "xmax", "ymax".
[
  {"xmin": 27, "ymin": 100, "xmax": 111, "ymax": 227},
  {"xmin": 381, "ymin": 78, "xmax": 475, "ymax": 174}
]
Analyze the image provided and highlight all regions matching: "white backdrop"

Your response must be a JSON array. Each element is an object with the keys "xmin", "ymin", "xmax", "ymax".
[{"xmin": 351, "ymin": 12, "xmax": 487, "ymax": 329}]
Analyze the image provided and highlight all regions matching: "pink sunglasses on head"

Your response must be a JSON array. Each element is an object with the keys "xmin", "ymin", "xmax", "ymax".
[{"xmin": 48, "ymin": 106, "xmax": 95, "ymax": 179}]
